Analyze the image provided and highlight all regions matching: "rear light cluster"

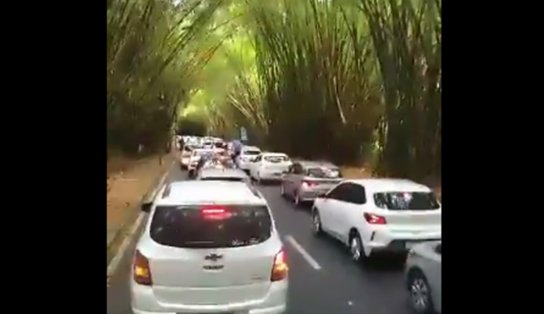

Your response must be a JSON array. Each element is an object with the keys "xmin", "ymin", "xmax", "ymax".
[
  {"xmin": 271, "ymin": 249, "xmax": 288, "ymax": 281},
  {"xmin": 364, "ymin": 212, "xmax": 387, "ymax": 225},
  {"xmin": 133, "ymin": 250, "xmax": 152, "ymax": 286},
  {"xmin": 302, "ymin": 180, "xmax": 318, "ymax": 188}
]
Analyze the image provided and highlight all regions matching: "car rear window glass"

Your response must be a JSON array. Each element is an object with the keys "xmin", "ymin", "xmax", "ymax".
[
  {"xmin": 306, "ymin": 167, "xmax": 341, "ymax": 178},
  {"xmin": 150, "ymin": 205, "xmax": 272, "ymax": 248},
  {"xmin": 373, "ymin": 192, "xmax": 440, "ymax": 210},
  {"xmin": 243, "ymin": 150, "xmax": 261, "ymax": 155},
  {"xmin": 200, "ymin": 177, "xmax": 245, "ymax": 182},
  {"xmin": 264, "ymin": 155, "xmax": 289, "ymax": 163}
]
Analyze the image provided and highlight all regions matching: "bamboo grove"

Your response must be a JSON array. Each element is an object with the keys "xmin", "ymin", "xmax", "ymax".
[{"xmin": 107, "ymin": 0, "xmax": 441, "ymax": 180}]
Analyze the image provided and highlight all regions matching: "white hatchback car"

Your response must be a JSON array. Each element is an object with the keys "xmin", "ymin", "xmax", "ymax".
[
  {"xmin": 312, "ymin": 179, "xmax": 441, "ymax": 263},
  {"xmin": 236, "ymin": 146, "xmax": 262, "ymax": 171},
  {"xmin": 131, "ymin": 181, "xmax": 288, "ymax": 314},
  {"xmin": 249, "ymin": 153, "xmax": 292, "ymax": 183}
]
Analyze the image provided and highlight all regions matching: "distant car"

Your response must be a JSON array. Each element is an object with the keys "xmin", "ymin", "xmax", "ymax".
[
  {"xmin": 179, "ymin": 145, "xmax": 196, "ymax": 169},
  {"xmin": 131, "ymin": 181, "xmax": 288, "ymax": 314},
  {"xmin": 249, "ymin": 153, "xmax": 292, "ymax": 184},
  {"xmin": 187, "ymin": 148, "xmax": 214, "ymax": 178},
  {"xmin": 311, "ymin": 179, "xmax": 441, "ymax": 264},
  {"xmin": 197, "ymin": 167, "xmax": 251, "ymax": 185},
  {"xmin": 405, "ymin": 241, "xmax": 441, "ymax": 314},
  {"xmin": 236, "ymin": 146, "xmax": 262, "ymax": 171},
  {"xmin": 280, "ymin": 161, "xmax": 342, "ymax": 206}
]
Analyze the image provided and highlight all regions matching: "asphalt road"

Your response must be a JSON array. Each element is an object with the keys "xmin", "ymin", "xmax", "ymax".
[{"xmin": 107, "ymin": 164, "xmax": 411, "ymax": 314}]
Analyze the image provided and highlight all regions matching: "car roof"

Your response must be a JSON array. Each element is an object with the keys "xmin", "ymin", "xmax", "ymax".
[
  {"xmin": 158, "ymin": 181, "xmax": 264, "ymax": 206},
  {"xmin": 346, "ymin": 178, "xmax": 432, "ymax": 193},
  {"xmin": 199, "ymin": 168, "xmax": 248, "ymax": 178},
  {"xmin": 262, "ymin": 152, "xmax": 288, "ymax": 157},
  {"xmin": 295, "ymin": 160, "xmax": 338, "ymax": 168}
]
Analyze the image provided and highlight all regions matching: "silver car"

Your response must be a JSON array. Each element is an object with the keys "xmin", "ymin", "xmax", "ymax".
[
  {"xmin": 405, "ymin": 241, "xmax": 441, "ymax": 314},
  {"xmin": 280, "ymin": 161, "xmax": 342, "ymax": 206},
  {"xmin": 197, "ymin": 167, "xmax": 251, "ymax": 185},
  {"xmin": 131, "ymin": 181, "xmax": 288, "ymax": 314}
]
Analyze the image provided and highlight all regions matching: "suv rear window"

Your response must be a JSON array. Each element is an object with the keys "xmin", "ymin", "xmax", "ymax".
[
  {"xmin": 307, "ymin": 167, "xmax": 341, "ymax": 178},
  {"xmin": 150, "ymin": 205, "xmax": 272, "ymax": 248},
  {"xmin": 201, "ymin": 177, "xmax": 245, "ymax": 182},
  {"xmin": 264, "ymin": 155, "xmax": 289, "ymax": 163},
  {"xmin": 243, "ymin": 150, "xmax": 261, "ymax": 155},
  {"xmin": 373, "ymin": 192, "xmax": 440, "ymax": 210}
]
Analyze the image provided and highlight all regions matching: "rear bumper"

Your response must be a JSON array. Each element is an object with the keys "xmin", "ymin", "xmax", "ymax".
[
  {"xmin": 132, "ymin": 305, "xmax": 285, "ymax": 314},
  {"xmin": 131, "ymin": 280, "xmax": 287, "ymax": 314},
  {"xmin": 298, "ymin": 190, "xmax": 324, "ymax": 202},
  {"xmin": 363, "ymin": 229, "xmax": 441, "ymax": 255}
]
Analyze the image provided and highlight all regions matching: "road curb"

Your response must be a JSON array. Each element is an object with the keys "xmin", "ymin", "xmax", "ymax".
[
  {"xmin": 106, "ymin": 160, "xmax": 173, "ymax": 249},
  {"xmin": 107, "ymin": 160, "xmax": 173, "ymax": 283}
]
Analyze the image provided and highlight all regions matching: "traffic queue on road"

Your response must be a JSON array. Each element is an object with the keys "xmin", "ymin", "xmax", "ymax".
[{"xmin": 131, "ymin": 134, "xmax": 442, "ymax": 314}]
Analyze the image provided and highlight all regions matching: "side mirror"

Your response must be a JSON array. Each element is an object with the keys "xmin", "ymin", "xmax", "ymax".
[{"xmin": 141, "ymin": 202, "xmax": 153, "ymax": 213}]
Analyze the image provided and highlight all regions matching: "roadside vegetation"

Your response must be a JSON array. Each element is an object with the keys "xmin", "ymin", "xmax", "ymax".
[{"xmin": 107, "ymin": 0, "xmax": 441, "ymax": 181}]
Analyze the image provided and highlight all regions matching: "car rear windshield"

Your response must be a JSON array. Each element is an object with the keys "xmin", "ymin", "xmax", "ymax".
[
  {"xmin": 306, "ymin": 167, "xmax": 341, "ymax": 178},
  {"xmin": 373, "ymin": 192, "xmax": 440, "ymax": 210},
  {"xmin": 201, "ymin": 177, "xmax": 245, "ymax": 182},
  {"xmin": 264, "ymin": 155, "xmax": 289, "ymax": 163},
  {"xmin": 150, "ymin": 205, "xmax": 272, "ymax": 248},
  {"xmin": 193, "ymin": 150, "xmax": 213, "ymax": 157},
  {"xmin": 243, "ymin": 150, "xmax": 261, "ymax": 155}
]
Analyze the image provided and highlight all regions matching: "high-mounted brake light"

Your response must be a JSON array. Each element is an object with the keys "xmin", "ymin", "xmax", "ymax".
[
  {"xmin": 133, "ymin": 250, "xmax": 152, "ymax": 285},
  {"xmin": 364, "ymin": 212, "xmax": 387, "ymax": 225},
  {"xmin": 271, "ymin": 248, "xmax": 288, "ymax": 281},
  {"xmin": 200, "ymin": 206, "xmax": 232, "ymax": 220}
]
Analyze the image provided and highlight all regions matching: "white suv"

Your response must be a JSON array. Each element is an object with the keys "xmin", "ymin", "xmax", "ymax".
[
  {"xmin": 131, "ymin": 181, "xmax": 288, "ymax": 314},
  {"xmin": 236, "ymin": 146, "xmax": 262, "ymax": 171},
  {"xmin": 312, "ymin": 179, "xmax": 441, "ymax": 263}
]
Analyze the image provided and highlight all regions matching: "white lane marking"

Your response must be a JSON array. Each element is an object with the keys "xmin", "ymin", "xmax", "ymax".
[
  {"xmin": 285, "ymin": 235, "xmax": 322, "ymax": 270},
  {"xmin": 107, "ymin": 161, "xmax": 174, "ymax": 285}
]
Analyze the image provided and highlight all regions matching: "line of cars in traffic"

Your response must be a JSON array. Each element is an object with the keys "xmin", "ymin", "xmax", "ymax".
[{"xmin": 130, "ymin": 135, "xmax": 442, "ymax": 314}]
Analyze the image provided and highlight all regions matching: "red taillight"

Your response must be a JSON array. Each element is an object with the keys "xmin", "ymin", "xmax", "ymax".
[
  {"xmin": 364, "ymin": 212, "xmax": 387, "ymax": 225},
  {"xmin": 201, "ymin": 206, "xmax": 232, "ymax": 220},
  {"xmin": 302, "ymin": 180, "xmax": 318, "ymax": 188},
  {"xmin": 271, "ymin": 249, "xmax": 288, "ymax": 281},
  {"xmin": 133, "ymin": 250, "xmax": 152, "ymax": 285}
]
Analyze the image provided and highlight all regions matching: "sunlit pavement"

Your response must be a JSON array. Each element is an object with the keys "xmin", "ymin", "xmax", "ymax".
[{"xmin": 107, "ymin": 165, "xmax": 411, "ymax": 314}]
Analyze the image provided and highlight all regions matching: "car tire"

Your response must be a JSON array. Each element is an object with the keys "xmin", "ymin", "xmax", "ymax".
[
  {"xmin": 407, "ymin": 270, "xmax": 435, "ymax": 314},
  {"xmin": 312, "ymin": 208, "xmax": 323, "ymax": 236},
  {"xmin": 349, "ymin": 231, "xmax": 373, "ymax": 265}
]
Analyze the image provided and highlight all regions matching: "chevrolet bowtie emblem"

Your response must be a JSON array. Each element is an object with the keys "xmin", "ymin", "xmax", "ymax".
[{"xmin": 204, "ymin": 253, "xmax": 223, "ymax": 262}]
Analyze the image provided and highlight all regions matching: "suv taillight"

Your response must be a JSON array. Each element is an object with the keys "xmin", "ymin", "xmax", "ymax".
[
  {"xmin": 133, "ymin": 250, "xmax": 152, "ymax": 285},
  {"xmin": 364, "ymin": 213, "xmax": 387, "ymax": 225},
  {"xmin": 271, "ymin": 248, "xmax": 288, "ymax": 281},
  {"xmin": 302, "ymin": 180, "xmax": 318, "ymax": 188}
]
